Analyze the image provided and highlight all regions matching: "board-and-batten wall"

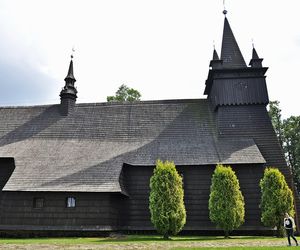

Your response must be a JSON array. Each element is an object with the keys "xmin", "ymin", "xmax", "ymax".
[
  {"xmin": 122, "ymin": 164, "xmax": 265, "ymax": 231},
  {"xmin": 0, "ymin": 192, "xmax": 123, "ymax": 230}
]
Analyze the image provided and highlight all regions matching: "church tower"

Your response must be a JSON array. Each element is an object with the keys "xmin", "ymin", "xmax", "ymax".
[
  {"xmin": 60, "ymin": 56, "xmax": 78, "ymax": 116},
  {"xmin": 204, "ymin": 12, "xmax": 269, "ymax": 109},
  {"xmin": 204, "ymin": 10, "xmax": 300, "ymax": 229}
]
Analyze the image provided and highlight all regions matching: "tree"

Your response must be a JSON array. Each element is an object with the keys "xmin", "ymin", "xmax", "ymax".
[
  {"xmin": 260, "ymin": 167, "xmax": 294, "ymax": 237},
  {"xmin": 268, "ymin": 101, "xmax": 300, "ymax": 184},
  {"xmin": 268, "ymin": 101, "xmax": 284, "ymax": 149},
  {"xmin": 209, "ymin": 164, "xmax": 245, "ymax": 238},
  {"xmin": 107, "ymin": 84, "xmax": 141, "ymax": 102},
  {"xmin": 149, "ymin": 160, "xmax": 186, "ymax": 239},
  {"xmin": 283, "ymin": 116, "xmax": 300, "ymax": 182}
]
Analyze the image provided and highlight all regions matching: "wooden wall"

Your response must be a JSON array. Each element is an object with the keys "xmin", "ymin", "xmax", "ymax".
[
  {"xmin": 217, "ymin": 105, "xmax": 291, "ymax": 183},
  {"xmin": 122, "ymin": 163, "xmax": 265, "ymax": 231},
  {"xmin": 0, "ymin": 192, "xmax": 123, "ymax": 231}
]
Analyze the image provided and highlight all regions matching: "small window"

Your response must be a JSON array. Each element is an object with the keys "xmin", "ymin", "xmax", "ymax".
[
  {"xmin": 33, "ymin": 197, "xmax": 44, "ymax": 209},
  {"xmin": 66, "ymin": 197, "xmax": 76, "ymax": 208}
]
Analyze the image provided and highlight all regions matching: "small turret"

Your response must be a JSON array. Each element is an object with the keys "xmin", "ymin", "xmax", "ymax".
[
  {"xmin": 249, "ymin": 47, "xmax": 263, "ymax": 68},
  {"xmin": 209, "ymin": 49, "xmax": 223, "ymax": 69},
  {"xmin": 60, "ymin": 55, "xmax": 78, "ymax": 116}
]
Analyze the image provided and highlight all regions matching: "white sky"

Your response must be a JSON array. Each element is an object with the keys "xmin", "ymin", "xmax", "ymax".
[{"xmin": 0, "ymin": 0, "xmax": 299, "ymax": 118}]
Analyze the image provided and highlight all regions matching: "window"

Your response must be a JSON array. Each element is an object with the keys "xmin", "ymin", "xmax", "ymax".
[
  {"xmin": 66, "ymin": 197, "xmax": 76, "ymax": 208},
  {"xmin": 33, "ymin": 197, "xmax": 44, "ymax": 209}
]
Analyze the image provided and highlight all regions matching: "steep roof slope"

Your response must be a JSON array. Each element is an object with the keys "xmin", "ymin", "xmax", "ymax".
[{"xmin": 0, "ymin": 99, "xmax": 265, "ymax": 193}]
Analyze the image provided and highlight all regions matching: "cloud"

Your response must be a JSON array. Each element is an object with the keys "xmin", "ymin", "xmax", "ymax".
[{"xmin": 0, "ymin": 60, "xmax": 58, "ymax": 106}]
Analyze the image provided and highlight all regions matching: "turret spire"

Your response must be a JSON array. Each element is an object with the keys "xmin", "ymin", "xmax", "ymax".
[
  {"xmin": 60, "ymin": 53, "xmax": 78, "ymax": 116},
  {"xmin": 210, "ymin": 47, "xmax": 222, "ymax": 69},
  {"xmin": 220, "ymin": 16, "xmax": 247, "ymax": 68},
  {"xmin": 249, "ymin": 45, "xmax": 263, "ymax": 68},
  {"xmin": 64, "ymin": 58, "xmax": 76, "ymax": 82},
  {"xmin": 213, "ymin": 48, "xmax": 220, "ymax": 61}
]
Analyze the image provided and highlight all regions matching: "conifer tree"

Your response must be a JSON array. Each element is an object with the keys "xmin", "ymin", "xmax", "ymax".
[
  {"xmin": 149, "ymin": 160, "xmax": 186, "ymax": 239},
  {"xmin": 260, "ymin": 167, "xmax": 294, "ymax": 237},
  {"xmin": 209, "ymin": 164, "xmax": 245, "ymax": 238}
]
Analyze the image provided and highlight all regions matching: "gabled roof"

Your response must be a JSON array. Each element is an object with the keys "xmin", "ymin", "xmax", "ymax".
[
  {"xmin": 221, "ymin": 17, "xmax": 247, "ymax": 68},
  {"xmin": 0, "ymin": 99, "xmax": 265, "ymax": 193}
]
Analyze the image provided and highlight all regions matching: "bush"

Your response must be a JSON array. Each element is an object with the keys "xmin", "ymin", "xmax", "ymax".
[
  {"xmin": 260, "ymin": 167, "xmax": 294, "ymax": 237},
  {"xmin": 209, "ymin": 164, "xmax": 245, "ymax": 238},
  {"xmin": 149, "ymin": 160, "xmax": 186, "ymax": 239}
]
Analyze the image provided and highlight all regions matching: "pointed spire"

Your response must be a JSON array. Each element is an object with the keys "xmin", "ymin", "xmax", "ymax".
[
  {"xmin": 252, "ymin": 47, "xmax": 260, "ymax": 60},
  {"xmin": 64, "ymin": 58, "xmax": 76, "ymax": 82},
  {"xmin": 221, "ymin": 17, "xmax": 247, "ymax": 68},
  {"xmin": 249, "ymin": 46, "xmax": 263, "ymax": 68},
  {"xmin": 213, "ymin": 48, "xmax": 220, "ymax": 60},
  {"xmin": 60, "ymin": 54, "xmax": 78, "ymax": 116},
  {"xmin": 210, "ymin": 48, "xmax": 222, "ymax": 69}
]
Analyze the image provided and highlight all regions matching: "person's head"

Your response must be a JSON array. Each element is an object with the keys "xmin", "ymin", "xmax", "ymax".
[{"xmin": 285, "ymin": 212, "xmax": 289, "ymax": 218}]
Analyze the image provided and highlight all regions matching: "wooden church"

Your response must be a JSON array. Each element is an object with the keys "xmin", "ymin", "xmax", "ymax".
[{"xmin": 0, "ymin": 10, "xmax": 299, "ymax": 235}]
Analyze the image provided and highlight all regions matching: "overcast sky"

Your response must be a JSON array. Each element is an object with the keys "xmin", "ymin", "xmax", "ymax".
[{"xmin": 0, "ymin": 0, "xmax": 299, "ymax": 118}]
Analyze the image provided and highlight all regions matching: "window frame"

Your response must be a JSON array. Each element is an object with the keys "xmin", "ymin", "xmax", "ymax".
[{"xmin": 66, "ymin": 197, "xmax": 76, "ymax": 208}]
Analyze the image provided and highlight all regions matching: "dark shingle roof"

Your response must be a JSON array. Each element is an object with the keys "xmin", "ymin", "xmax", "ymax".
[
  {"xmin": 221, "ymin": 17, "xmax": 247, "ymax": 68},
  {"xmin": 0, "ymin": 99, "xmax": 265, "ymax": 192}
]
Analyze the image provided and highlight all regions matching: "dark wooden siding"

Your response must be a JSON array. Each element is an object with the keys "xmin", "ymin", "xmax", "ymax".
[
  {"xmin": 122, "ymin": 164, "xmax": 265, "ymax": 231},
  {"xmin": 0, "ymin": 192, "xmax": 123, "ymax": 231},
  {"xmin": 209, "ymin": 77, "xmax": 269, "ymax": 108},
  {"xmin": 216, "ymin": 105, "xmax": 300, "ymax": 228},
  {"xmin": 217, "ymin": 105, "xmax": 290, "ymax": 180}
]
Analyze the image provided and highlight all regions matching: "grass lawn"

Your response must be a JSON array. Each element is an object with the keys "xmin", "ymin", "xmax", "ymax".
[{"xmin": 0, "ymin": 235, "xmax": 295, "ymax": 249}]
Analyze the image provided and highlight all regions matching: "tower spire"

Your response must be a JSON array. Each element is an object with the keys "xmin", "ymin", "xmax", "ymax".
[
  {"xmin": 220, "ymin": 13, "xmax": 247, "ymax": 68},
  {"xmin": 60, "ymin": 53, "xmax": 78, "ymax": 116},
  {"xmin": 64, "ymin": 57, "xmax": 76, "ymax": 82}
]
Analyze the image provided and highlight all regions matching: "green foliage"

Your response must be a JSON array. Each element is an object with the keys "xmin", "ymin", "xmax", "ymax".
[
  {"xmin": 268, "ymin": 101, "xmax": 284, "ymax": 149},
  {"xmin": 283, "ymin": 116, "xmax": 300, "ymax": 180},
  {"xmin": 260, "ymin": 167, "xmax": 294, "ymax": 237},
  {"xmin": 107, "ymin": 84, "xmax": 141, "ymax": 102},
  {"xmin": 149, "ymin": 160, "xmax": 186, "ymax": 239},
  {"xmin": 268, "ymin": 101, "xmax": 300, "ymax": 184},
  {"xmin": 209, "ymin": 164, "xmax": 245, "ymax": 238}
]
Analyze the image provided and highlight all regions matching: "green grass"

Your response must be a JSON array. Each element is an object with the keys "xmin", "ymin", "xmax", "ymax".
[
  {"xmin": 0, "ymin": 235, "xmax": 284, "ymax": 243},
  {"xmin": 0, "ymin": 235, "xmax": 293, "ymax": 249},
  {"xmin": 173, "ymin": 248, "xmax": 292, "ymax": 250}
]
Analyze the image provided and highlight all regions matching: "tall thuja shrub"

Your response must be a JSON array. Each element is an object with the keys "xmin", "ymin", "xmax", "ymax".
[
  {"xmin": 209, "ymin": 164, "xmax": 245, "ymax": 238},
  {"xmin": 260, "ymin": 167, "xmax": 294, "ymax": 237},
  {"xmin": 149, "ymin": 160, "xmax": 186, "ymax": 239}
]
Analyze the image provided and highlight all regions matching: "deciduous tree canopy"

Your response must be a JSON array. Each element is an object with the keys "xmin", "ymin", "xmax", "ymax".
[
  {"xmin": 107, "ymin": 84, "xmax": 141, "ymax": 102},
  {"xmin": 268, "ymin": 101, "xmax": 300, "ymax": 185}
]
